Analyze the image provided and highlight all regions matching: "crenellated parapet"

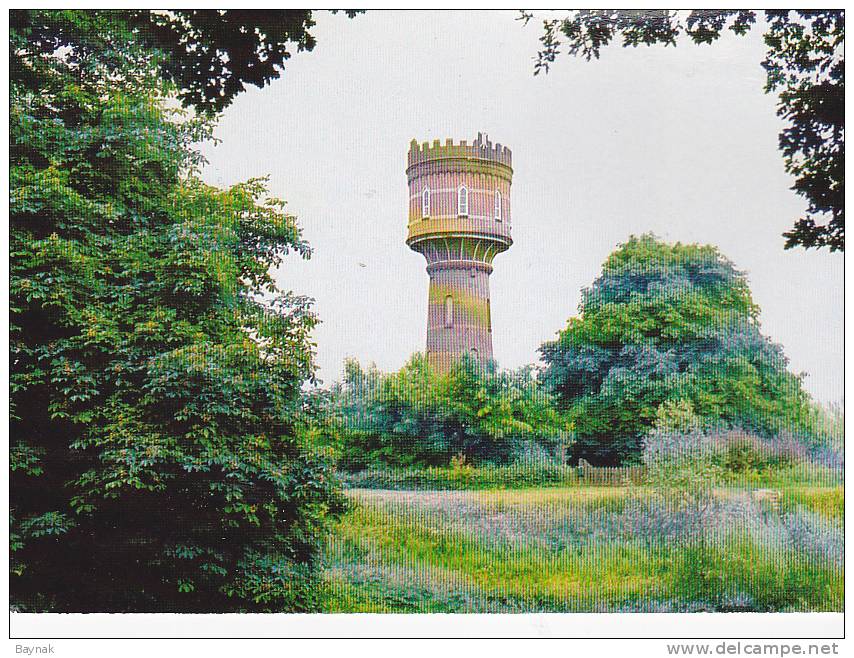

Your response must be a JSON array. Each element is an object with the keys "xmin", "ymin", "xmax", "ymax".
[
  {"xmin": 406, "ymin": 133, "xmax": 513, "ymax": 190},
  {"xmin": 407, "ymin": 132, "xmax": 512, "ymax": 169}
]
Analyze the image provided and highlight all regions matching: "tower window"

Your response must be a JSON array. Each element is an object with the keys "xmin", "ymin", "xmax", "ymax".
[
  {"xmin": 444, "ymin": 295, "xmax": 454, "ymax": 328},
  {"xmin": 494, "ymin": 190, "xmax": 502, "ymax": 221},
  {"xmin": 457, "ymin": 185, "xmax": 469, "ymax": 217},
  {"xmin": 422, "ymin": 187, "xmax": 430, "ymax": 219}
]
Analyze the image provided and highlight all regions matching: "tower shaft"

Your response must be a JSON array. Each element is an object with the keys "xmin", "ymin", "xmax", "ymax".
[{"xmin": 426, "ymin": 260, "xmax": 493, "ymax": 372}]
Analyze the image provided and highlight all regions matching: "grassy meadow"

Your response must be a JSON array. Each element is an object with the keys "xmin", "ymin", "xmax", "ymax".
[{"xmin": 323, "ymin": 478, "xmax": 843, "ymax": 613}]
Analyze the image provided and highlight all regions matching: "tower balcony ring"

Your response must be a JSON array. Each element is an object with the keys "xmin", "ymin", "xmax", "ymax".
[
  {"xmin": 426, "ymin": 259, "xmax": 495, "ymax": 275},
  {"xmin": 406, "ymin": 233, "xmax": 513, "ymax": 251}
]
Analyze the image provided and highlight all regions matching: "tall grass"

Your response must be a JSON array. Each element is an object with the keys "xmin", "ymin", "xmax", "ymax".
[{"xmin": 323, "ymin": 485, "xmax": 843, "ymax": 613}]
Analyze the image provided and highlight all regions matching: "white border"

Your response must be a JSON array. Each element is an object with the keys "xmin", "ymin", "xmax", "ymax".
[
  {"xmin": 4, "ymin": 0, "xmax": 850, "ymax": 651},
  {"xmin": 8, "ymin": 612, "xmax": 845, "ymax": 639}
]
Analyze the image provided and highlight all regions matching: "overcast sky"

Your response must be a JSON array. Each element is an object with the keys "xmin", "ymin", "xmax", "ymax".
[{"xmin": 199, "ymin": 10, "xmax": 843, "ymax": 403}]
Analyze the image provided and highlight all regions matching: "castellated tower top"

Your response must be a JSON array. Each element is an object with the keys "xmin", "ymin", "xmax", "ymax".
[{"xmin": 407, "ymin": 132, "xmax": 512, "ymax": 169}]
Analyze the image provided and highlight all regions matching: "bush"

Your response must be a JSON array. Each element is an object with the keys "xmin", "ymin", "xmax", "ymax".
[
  {"xmin": 332, "ymin": 355, "xmax": 572, "ymax": 469},
  {"xmin": 711, "ymin": 431, "xmax": 796, "ymax": 474},
  {"xmin": 641, "ymin": 428, "xmax": 723, "ymax": 547},
  {"xmin": 340, "ymin": 460, "xmax": 580, "ymax": 491}
]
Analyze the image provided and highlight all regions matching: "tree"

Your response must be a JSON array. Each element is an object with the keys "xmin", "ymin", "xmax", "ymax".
[
  {"xmin": 334, "ymin": 355, "xmax": 570, "ymax": 468},
  {"xmin": 10, "ymin": 11, "xmax": 346, "ymax": 611},
  {"xmin": 539, "ymin": 235, "xmax": 811, "ymax": 465},
  {"xmin": 10, "ymin": 9, "xmax": 359, "ymax": 115},
  {"xmin": 522, "ymin": 10, "xmax": 844, "ymax": 252}
]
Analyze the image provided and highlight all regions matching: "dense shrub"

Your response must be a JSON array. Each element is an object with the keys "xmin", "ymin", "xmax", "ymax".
[
  {"xmin": 340, "ymin": 461, "xmax": 580, "ymax": 491},
  {"xmin": 643, "ymin": 426, "xmax": 842, "ymax": 485},
  {"xmin": 710, "ymin": 431, "xmax": 805, "ymax": 475},
  {"xmin": 330, "ymin": 354, "xmax": 571, "ymax": 469},
  {"xmin": 644, "ymin": 426, "xmax": 841, "ymax": 481}
]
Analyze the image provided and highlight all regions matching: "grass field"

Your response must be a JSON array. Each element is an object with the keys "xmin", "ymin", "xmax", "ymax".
[{"xmin": 323, "ymin": 483, "xmax": 843, "ymax": 613}]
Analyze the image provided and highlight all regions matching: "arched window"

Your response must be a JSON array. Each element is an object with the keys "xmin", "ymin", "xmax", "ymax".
[
  {"xmin": 444, "ymin": 295, "xmax": 454, "ymax": 328},
  {"xmin": 422, "ymin": 187, "xmax": 430, "ymax": 219},
  {"xmin": 457, "ymin": 185, "xmax": 469, "ymax": 217},
  {"xmin": 494, "ymin": 190, "xmax": 502, "ymax": 221}
]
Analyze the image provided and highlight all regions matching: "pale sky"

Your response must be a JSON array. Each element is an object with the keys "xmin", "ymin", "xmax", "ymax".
[{"xmin": 199, "ymin": 10, "xmax": 844, "ymax": 403}]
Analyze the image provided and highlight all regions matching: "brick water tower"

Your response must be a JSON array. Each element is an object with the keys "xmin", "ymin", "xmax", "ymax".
[{"xmin": 406, "ymin": 133, "xmax": 513, "ymax": 372}]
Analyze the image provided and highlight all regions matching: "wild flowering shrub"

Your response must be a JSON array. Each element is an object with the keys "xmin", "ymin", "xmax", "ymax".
[
  {"xmin": 642, "ymin": 429, "xmax": 722, "ymax": 501},
  {"xmin": 712, "ymin": 431, "xmax": 793, "ymax": 474},
  {"xmin": 782, "ymin": 508, "xmax": 844, "ymax": 566},
  {"xmin": 617, "ymin": 496, "xmax": 726, "ymax": 547},
  {"xmin": 644, "ymin": 426, "xmax": 841, "ymax": 485},
  {"xmin": 638, "ymin": 426, "xmax": 725, "ymax": 607}
]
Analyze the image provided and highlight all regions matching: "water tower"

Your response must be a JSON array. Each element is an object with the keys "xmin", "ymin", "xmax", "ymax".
[{"xmin": 405, "ymin": 133, "xmax": 513, "ymax": 371}]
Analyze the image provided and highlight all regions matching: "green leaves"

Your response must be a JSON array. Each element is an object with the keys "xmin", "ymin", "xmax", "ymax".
[
  {"xmin": 540, "ymin": 235, "xmax": 811, "ymax": 464},
  {"xmin": 10, "ymin": 444, "xmax": 45, "ymax": 477},
  {"xmin": 335, "ymin": 355, "xmax": 571, "ymax": 468},
  {"xmin": 10, "ymin": 11, "xmax": 342, "ymax": 612},
  {"xmin": 19, "ymin": 512, "xmax": 77, "ymax": 539},
  {"xmin": 10, "ymin": 10, "xmax": 337, "ymax": 115},
  {"xmin": 524, "ymin": 10, "xmax": 844, "ymax": 251}
]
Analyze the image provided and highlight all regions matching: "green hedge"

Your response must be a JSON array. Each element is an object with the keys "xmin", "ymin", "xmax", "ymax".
[{"xmin": 340, "ymin": 462, "xmax": 580, "ymax": 490}]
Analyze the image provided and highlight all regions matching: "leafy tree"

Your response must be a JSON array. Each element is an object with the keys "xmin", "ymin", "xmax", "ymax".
[
  {"xmin": 10, "ymin": 9, "xmax": 358, "ymax": 114},
  {"xmin": 334, "ymin": 355, "xmax": 570, "ymax": 468},
  {"xmin": 522, "ymin": 10, "xmax": 844, "ymax": 251},
  {"xmin": 539, "ymin": 235, "xmax": 811, "ymax": 465},
  {"xmin": 10, "ymin": 11, "xmax": 345, "ymax": 612}
]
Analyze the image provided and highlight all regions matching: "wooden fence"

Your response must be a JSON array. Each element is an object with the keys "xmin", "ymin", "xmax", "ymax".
[{"xmin": 577, "ymin": 458, "xmax": 646, "ymax": 485}]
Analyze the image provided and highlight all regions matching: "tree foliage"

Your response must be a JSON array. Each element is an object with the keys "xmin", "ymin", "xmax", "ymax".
[
  {"xmin": 331, "ymin": 355, "xmax": 571, "ymax": 469},
  {"xmin": 539, "ymin": 235, "xmax": 811, "ymax": 465},
  {"xmin": 10, "ymin": 9, "xmax": 358, "ymax": 115},
  {"xmin": 10, "ymin": 11, "xmax": 345, "ymax": 612},
  {"xmin": 523, "ymin": 10, "xmax": 844, "ymax": 251}
]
